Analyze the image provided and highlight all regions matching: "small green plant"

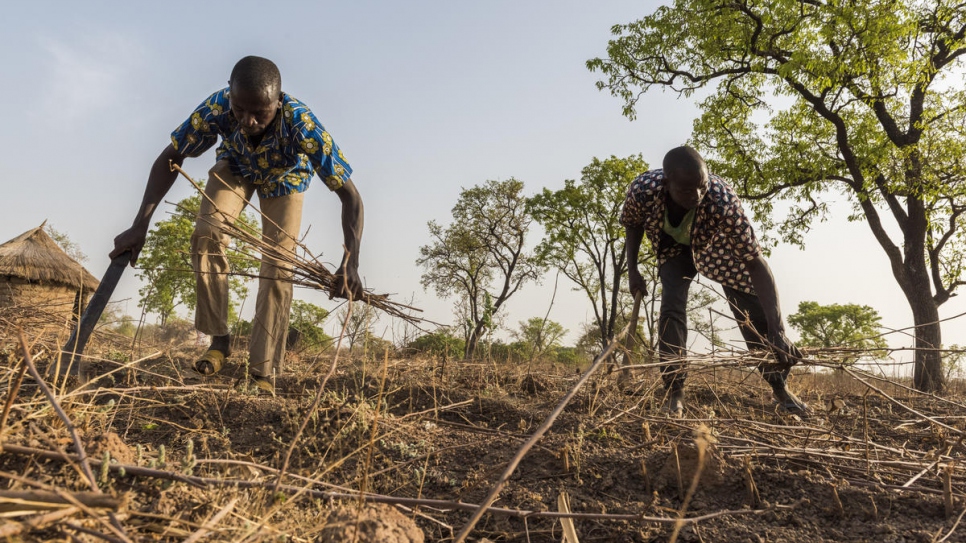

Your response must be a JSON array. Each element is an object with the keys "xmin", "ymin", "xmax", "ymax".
[{"xmin": 99, "ymin": 451, "xmax": 111, "ymax": 486}]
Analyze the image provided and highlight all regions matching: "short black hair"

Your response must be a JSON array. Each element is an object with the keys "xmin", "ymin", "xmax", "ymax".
[
  {"xmin": 663, "ymin": 146, "xmax": 705, "ymax": 177},
  {"xmin": 230, "ymin": 56, "xmax": 281, "ymax": 95}
]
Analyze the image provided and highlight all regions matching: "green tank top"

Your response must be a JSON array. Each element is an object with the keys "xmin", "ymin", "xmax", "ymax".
[{"xmin": 663, "ymin": 207, "xmax": 696, "ymax": 246}]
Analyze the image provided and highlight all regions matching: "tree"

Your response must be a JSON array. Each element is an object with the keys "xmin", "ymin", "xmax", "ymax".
[
  {"xmin": 288, "ymin": 299, "xmax": 331, "ymax": 350},
  {"xmin": 588, "ymin": 0, "xmax": 966, "ymax": 392},
  {"xmin": 788, "ymin": 301, "xmax": 888, "ymax": 364},
  {"xmin": 530, "ymin": 155, "xmax": 660, "ymax": 354},
  {"xmin": 406, "ymin": 329, "xmax": 465, "ymax": 359},
  {"xmin": 336, "ymin": 301, "xmax": 379, "ymax": 350},
  {"xmin": 418, "ymin": 179, "xmax": 544, "ymax": 359},
  {"xmin": 45, "ymin": 223, "xmax": 87, "ymax": 263},
  {"xmin": 512, "ymin": 317, "xmax": 568, "ymax": 361},
  {"xmin": 137, "ymin": 186, "xmax": 260, "ymax": 326}
]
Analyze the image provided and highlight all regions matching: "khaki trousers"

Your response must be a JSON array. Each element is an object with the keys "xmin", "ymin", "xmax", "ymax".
[{"xmin": 191, "ymin": 160, "xmax": 304, "ymax": 378}]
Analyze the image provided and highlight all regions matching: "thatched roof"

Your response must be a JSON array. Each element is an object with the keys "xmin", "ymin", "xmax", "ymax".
[{"xmin": 0, "ymin": 224, "xmax": 99, "ymax": 291}]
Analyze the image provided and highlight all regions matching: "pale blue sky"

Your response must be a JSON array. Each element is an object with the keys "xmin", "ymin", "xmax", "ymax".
[{"xmin": 2, "ymin": 1, "xmax": 964, "ymax": 357}]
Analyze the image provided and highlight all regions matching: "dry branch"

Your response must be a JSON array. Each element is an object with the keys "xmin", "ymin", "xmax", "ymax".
[{"xmin": 169, "ymin": 162, "xmax": 426, "ymax": 325}]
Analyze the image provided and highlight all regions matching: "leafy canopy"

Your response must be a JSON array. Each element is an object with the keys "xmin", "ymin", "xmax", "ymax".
[
  {"xmin": 530, "ymin": 155, "xmax": 653, "ymax": 351},
  {"xmin": 788, "ymin": 301, "xmax": 888, "ymax": 363},
  {"xmin": 588, "ymin": 0, "xmax": 966, "ymax": 392},
  {"xmin": 418, "ymin": 178, "xmax": 543, "ymax": 359}
]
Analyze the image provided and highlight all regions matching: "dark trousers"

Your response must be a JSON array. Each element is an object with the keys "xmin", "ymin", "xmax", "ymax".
[{"xmin": 658, "ymin": 248, "xmax": 785, "ymax": 392}]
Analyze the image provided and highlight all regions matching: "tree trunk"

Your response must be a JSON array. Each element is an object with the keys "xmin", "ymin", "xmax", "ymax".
[
  {"xmin": 896, "ymin": 238, "xmax": 945, "ymax": 393},
  {"xmin": 909, "ymin": 295, "xmax": 944, "ymax": 393},
  {"xmin": 464, "ymin": 323, "xmax": 485, "ymax": 360}
]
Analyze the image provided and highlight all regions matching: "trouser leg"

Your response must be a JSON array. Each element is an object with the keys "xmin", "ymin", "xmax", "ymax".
[
  {"xmin": 248, "ymin": 191, "xmax": 304, "ymax": 378},
  {"xmin": 721, "ymin": 285, "xmax": 786, "ymax": 386},
  {"xmin": 658, "ymin": 249, "xmax": 697, "ymax": 392},
  {"xmin": 192, "ymin": 160, "xmax": 254, "ymax": 338}
]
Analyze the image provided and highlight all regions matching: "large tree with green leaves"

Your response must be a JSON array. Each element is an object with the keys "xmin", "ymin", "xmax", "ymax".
[
  {"xmin": 789, "ymin": 301, "xmax": 888, "ymax": 363},
  {"xmin": 418, "ymin": 179, "xmax": 544, "ymax": 359},
  {"xmin": 588, "ymin": 0, "xmax": 966, "ymax": 392},
  {"xmin": 137, "ymin": 187, "xmax": 260, "ymax": 326},
  {"xmin": 530, "ymin": 155, "xmax": 660, "ymax": 353}
]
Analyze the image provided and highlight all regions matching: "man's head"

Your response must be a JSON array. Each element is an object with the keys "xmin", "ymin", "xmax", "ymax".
[
  {"xmin": 229, "ymin": 56, "xmax": 282, "ymax": 136},
  {"xmin": 663, "ymin": 146, "xmax": 709, "ymax": 210}
]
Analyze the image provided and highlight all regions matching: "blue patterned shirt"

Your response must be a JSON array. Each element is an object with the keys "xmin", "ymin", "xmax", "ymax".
[
  {"xmin": 170, "ymin": 88, "xmax": 352, "ymax": 198},
  {"xmin": 621, "ymin": 169, "xmax": 762, "ymax": 293}
]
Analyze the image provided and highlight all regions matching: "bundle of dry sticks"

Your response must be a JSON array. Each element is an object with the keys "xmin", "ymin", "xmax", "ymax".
[{"xmin": 170, "ymin": 163, "xmax": 425, "ymax": 326}]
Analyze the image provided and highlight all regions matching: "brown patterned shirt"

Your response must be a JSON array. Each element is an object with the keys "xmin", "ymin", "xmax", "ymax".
[{"xmin": 621, "ymin": 169, "xmax": 761, "ymax": 293}]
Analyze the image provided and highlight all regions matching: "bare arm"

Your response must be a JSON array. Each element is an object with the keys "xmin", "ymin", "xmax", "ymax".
[
  {"xmin": 625, "ymin": 225, "xmax": 648, "ymax": 297},
  {"xmin": 110, "ymin": 144, "xmax": 186, "ymax": 265},
  {"xmin": 332, "ymin": 178, "xmax": 364, "ymax": 299},
  {"xmin": 747, "ymin": 254, "xmax": 802, "ymax": 365}
]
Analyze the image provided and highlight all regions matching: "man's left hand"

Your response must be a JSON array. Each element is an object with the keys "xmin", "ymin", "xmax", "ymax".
[
  {"xmin": 330, "ymin": 265, "xmax": 364, "ymax": 300},
  {"xmin": 768, "ymin": 330, "xmax": 804, "ymax": 368}
]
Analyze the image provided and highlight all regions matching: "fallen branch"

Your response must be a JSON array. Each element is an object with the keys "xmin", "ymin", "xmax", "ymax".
[
  {"xmin": 0, "ymin": 490, "xmax": 121, "ymax": 512},
  {"xmin": 16, "ymin": 331, "xmax": 134, "ymax": 543},
  {"xmin": 0, "ymin": 443, "xmax": 801, "ymax": 523},
  {"xmin": 453, "ymin": 320, "xmax": 633, "ymax": 543}
]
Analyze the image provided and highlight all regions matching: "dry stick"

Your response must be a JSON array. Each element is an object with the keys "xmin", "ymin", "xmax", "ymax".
[
  {"xmin": 0, "ymin": 355, "xmax": 28, "ymax": 436},
  {"xmin": 452, "ymin": 323, "xmax": 632, "ymax": 543},
  {"xmin": 62, "ymin": 521, "xmax": 126, "ymax": 543},
  {"xmin": 182, "ymin": 498, "xmax": 238, "ymax": 543},
  {"xmin": 64, "ymin": 350, "xmax": 166, "ymax": 397},
  {"xmin": 903, "ymin": 459, "xmax": 944, "ymax": 488},
  {"xmin": 169, "ymin": 163, "xmax": 423, "ymax": 324},
  {"xmin": 0, "ymin": 506, "xmax": 81, "ymax": 538},
  {"xmin": 669, "ymin": 427, "xmax": 714, "ymax": 543},
  {"xmin": 945, "ymin": 463, "xmax": 956, "ymax": 519},
  {"xmin": 359, "ymin": 349, "xmax": 390, "ymax": 504},
  {"xmin": 1, "ymin": 442, "xmax": 798, "ymax": 523},
  {"xmin": 0, "ymin": 490, "xmax": 121, "ymax": 512},
  {"xmin": 936, "ymin": 505, "xmax": 966, "ymax": 543},
  {"xmin": 16, "ymin": 332, "xmax": 98, "ymax": 490},
  {"xmin": 0, "ymin": 470, "xmax": 130, "ymax": 543},
  {"xmin": 843, "ymin": 368, "xmax": 965, "ymax": 436},
  {"xmin": 273, "ymin": 295, "xmax": 353, "ymax": 493},
  {"xmin": 847, "ymin": 367, "xmax": 966, "ymax": 411},
  {"xmin": 617, "ymin": 291, "xmax": 643, "ymax": 380}
]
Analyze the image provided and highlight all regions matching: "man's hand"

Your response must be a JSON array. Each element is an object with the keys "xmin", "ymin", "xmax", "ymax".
[
  {"xmin": 330, "ymin": 264, "xmax": 364, "ymax": 300},
  {"xmin": 110, "ymin": 225, "xmax": 149, "ymax": 266},
  {"xmin": 768, "ymin": 329, "xmax": 804, "ymax": 368},
  {"xmin": 627, "ymin": 266, "xmax": 648, "ymax": 298}
]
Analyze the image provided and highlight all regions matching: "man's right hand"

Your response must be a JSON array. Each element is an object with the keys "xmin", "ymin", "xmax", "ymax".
[
  {"xmin": 627, "ymin": 266, "xmax": 648, "ymax": 298},
  {"xmin": 110, "ymin": 225, "xmax": 149, "ymax": 266}
]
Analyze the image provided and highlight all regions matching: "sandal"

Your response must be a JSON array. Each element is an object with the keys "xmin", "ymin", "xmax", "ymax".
[{"xmin": 194, "ymin": 349, "xmax": 227, "ymax": 376}]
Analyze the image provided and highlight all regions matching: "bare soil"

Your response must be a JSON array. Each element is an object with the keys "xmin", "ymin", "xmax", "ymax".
[{"xmin": 1, "ymin": 321, "xmax": 965, "ymax": 542}]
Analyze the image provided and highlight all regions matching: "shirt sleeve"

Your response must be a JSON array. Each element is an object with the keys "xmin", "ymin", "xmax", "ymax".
[
  {"xmin": 719, "ymin": 183, "xmax": 762, "ymax": 261},
  {"xmin": 170, "ymin": 91, "xmax": 227, "ymax": 158},
  {"xmin": 288, "ymin": 106, "xmax": 353, "ymax": 191},
  {"xmin": 620, "ymin": 172, "xmax": 657, "ymax": 228}
]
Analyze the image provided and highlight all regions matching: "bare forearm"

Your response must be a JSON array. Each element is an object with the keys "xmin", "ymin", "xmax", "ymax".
[
  {"xmin": 625, "ymin": 225, "xmax": 645, "ymax": 272},
  {"xmin": 337, "ymin": 179, "xmax": 364, "ymax": 268},
  {"xmin": 748, "ymin": 254, "xmax": 783, "ymax": 333},
  {"xmin": 132, "ymin": 144, "xmax": 185, "ymax": 229}
]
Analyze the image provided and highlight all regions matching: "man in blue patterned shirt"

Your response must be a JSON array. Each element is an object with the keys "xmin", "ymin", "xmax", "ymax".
[
  {"xmin": 622, "ymin": 146, "xmax": 808, "ymax": 417},
  {"xmin": 112, "ymin": 56, "xmax": 363, "ymax": 395}
]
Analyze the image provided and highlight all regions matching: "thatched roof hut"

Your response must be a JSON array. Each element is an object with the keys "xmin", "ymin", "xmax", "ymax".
[{"xmin": 0, "ymin": 224, "xmax": 99, "ymax": 324}]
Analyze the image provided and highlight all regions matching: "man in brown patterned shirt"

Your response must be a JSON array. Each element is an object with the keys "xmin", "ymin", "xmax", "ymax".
[{"xmin": 622, "ymin": 146, "xmax": 808, "ymax": 417}]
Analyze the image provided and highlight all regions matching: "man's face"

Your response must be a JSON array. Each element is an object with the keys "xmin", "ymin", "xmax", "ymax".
[
  {"xmin": 666, "ymin": 167, "xmax": 709, "ymax": 210},
  {"xmin": 229, "ymin": 84, "xmax": 281, "ymax": 137}
]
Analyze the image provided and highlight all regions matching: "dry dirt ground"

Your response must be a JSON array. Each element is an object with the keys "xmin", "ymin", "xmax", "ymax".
[{"xmin": 1, "ymin": 319, "xmax": 965, "ymax": 542}]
